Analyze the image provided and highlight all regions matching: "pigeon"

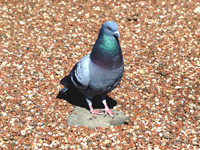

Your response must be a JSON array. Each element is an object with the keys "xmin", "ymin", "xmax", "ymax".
[{"xmin": 59, "ymin": 21, "xmax": 124, "ymax": 118}]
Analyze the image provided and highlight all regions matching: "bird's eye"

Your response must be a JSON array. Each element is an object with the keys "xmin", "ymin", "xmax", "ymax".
[{"xmin": 108, "ymin": 27, "xmax": 111, "ymax": 30}]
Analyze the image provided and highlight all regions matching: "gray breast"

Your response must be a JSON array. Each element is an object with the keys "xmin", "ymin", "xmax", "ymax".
[{"xmin": 86, "ymin": 60, "xmax": 124, "ymax": 96}]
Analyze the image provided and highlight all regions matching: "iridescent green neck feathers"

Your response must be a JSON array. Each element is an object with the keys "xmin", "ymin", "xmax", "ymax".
[
  {"xmin": 90, "ymin": 34, "xmax": 123, "ymax": 69},
  {"xmin": 98, "ymin": 34, "xmax": 119, "ymax": 55}
]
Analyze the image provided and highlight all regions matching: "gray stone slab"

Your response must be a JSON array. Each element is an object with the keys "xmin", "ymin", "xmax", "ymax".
[{"xmin": 67, "ymin": 106, "xmax": 130, "ymax": 129}]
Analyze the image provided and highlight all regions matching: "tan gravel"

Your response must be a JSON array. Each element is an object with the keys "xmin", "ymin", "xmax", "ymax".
[{"xmin": 0, "ymin": 0, "xmax": 199, "ymax": 149}]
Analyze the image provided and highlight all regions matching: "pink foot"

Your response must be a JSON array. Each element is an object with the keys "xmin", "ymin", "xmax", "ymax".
[
  {"xmin": 101, "ymin": 106, "xmax": 116, "ymax": 118},
  {"xmin": 86, "ymin": 98, "xmax": 104, "ymax": 117},
  {"xmin": 101, "ymin": 99, "xmax": 117, "ymax": 118},
  {"xmin": 90, "ymin": 109, "xmax": 104, "ymax": 117}
]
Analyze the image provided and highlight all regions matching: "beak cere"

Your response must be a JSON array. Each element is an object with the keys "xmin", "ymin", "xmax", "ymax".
[{"xmin": 114, "ymin": 31, "xmax": 120, "ymax": 38}]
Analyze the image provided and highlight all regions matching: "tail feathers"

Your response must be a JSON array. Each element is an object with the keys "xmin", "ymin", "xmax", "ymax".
[
  {"xmin": 59, "ymin": 87, "xmax": 68, "ymax": 94},
  {"xmin": 57, "ymin": 87, "xmax": 68, "ymax": 99},
  {"xmin": 60, "ymin": 75, "xmax": 70, "ymax": 86},
  {"xmin": 58, "ymin": 74, "xmax": 73, "ymax": 98}
]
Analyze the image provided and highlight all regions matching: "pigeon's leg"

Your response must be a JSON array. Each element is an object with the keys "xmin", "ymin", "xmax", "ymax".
[
  {"xmin": 101, "ymin": 99, "xmax": 116, "ymax": 118},
  {"xmin": 86, "ymin": 98, "xmax": 104, "ymax": 117}
]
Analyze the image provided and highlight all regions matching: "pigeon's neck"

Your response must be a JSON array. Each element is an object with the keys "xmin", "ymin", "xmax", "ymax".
[{"xmin": 90, "ymin": 34, "xmax": 123, "ymax": 69}]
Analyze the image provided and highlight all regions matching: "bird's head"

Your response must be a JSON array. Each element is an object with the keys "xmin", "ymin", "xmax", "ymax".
[{"xmin": 100, "ymin": 21, "xmax": 120, "ymax": 38}]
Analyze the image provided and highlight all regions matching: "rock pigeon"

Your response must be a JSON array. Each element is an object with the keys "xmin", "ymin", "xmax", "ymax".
[{"xmin": 59, "ymin": 21, "xmax": 124, "ymax": 118}]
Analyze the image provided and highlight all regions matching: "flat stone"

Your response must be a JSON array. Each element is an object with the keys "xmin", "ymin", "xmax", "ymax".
[{"xmin": 67, "ymin": 106, "xmax": 130, "ymax": 129}]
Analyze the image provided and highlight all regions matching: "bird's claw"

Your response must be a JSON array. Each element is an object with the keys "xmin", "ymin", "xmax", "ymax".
[
  {"xmin": 101, "ymin": 108, "xmax": 116, "ymax": 118},
  {"xmin": 90, "ymin": 109, "xmax": 104, "ymax": 117}
]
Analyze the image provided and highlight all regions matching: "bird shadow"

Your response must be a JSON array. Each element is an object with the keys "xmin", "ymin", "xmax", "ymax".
[{"xmin": 56, "ymin": 87, "xmax": 117, "ymax": 110}]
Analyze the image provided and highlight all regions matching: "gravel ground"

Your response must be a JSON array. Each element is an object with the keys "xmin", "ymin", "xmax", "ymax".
[{"xmin": 0, "ymin": 0, "xmax": 200, "ymax": 149}]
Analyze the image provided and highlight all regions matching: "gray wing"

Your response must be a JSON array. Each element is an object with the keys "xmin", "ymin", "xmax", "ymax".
[{"xmin": 71, "ymin": 54, "xmax": 90, "ymax": 89}]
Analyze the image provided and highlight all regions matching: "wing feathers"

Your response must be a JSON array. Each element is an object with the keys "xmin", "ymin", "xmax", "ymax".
[
  {"xmin": 70, "ymin": 54, "xmax": 90, "ymax": 89},
  {"xmin": 71, "ymin": 73, "xmax": 87, "ymax": 89}
]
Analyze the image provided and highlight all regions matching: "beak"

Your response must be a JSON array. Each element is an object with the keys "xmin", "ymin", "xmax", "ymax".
[{"xmin": 114, "ymin": 31, "xmax": 120, "ymax": 38}]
